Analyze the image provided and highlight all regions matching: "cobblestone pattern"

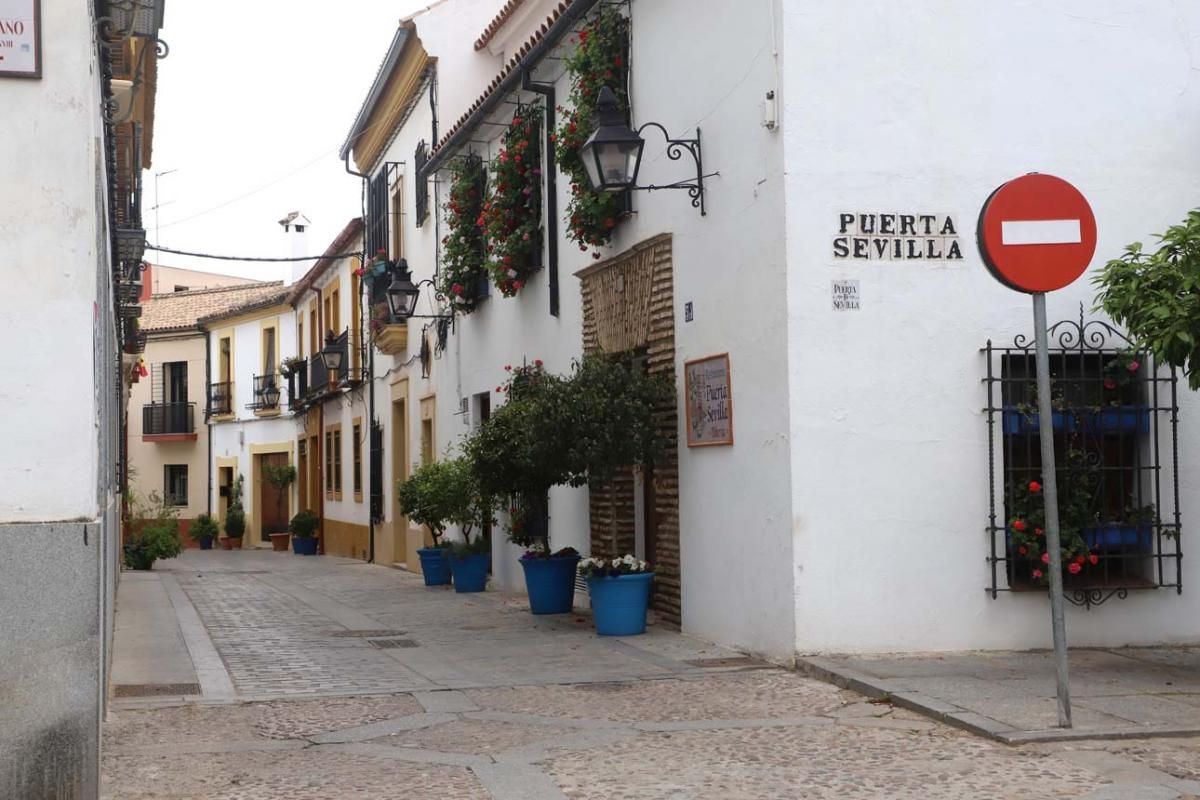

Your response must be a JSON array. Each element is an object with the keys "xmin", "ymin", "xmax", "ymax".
[
  {"xmin": 253, "ymin": 694, "xmax": 424, "ymax": 740},
  {"xmin": 176, "ymin": 571, "xmax": 410, "ymax": 696},
  {"xmin": 1104, "ymin": 740, "xmax": 1200, "ymax": 781},
  {"xmin": 381, "ymin": 718, "xmax": 576, "ymax": 755}
]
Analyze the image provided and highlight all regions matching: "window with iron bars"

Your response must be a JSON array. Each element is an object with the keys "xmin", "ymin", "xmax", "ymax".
[
  {"xmin": 983, "ymin": 312, "xmax": 1182, "ymax": 609},
  {"xmin": 414, "ymin": 140, "xmax": 429, "ymax": 227}
]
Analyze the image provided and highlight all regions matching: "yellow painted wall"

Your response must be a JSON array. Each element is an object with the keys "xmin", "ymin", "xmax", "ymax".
[{"xmin": 323, "ymin": 518, "xmax": 369, "ymax": 561}]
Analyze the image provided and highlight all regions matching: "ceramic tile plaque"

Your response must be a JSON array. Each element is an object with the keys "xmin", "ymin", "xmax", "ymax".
[
  {"xmin": 0, "ymin": 0, "xmax": 40, "ymax": 79},
  {"xmin": 684, "ymin": 353, "xmax": 733, "ymax": 447}
]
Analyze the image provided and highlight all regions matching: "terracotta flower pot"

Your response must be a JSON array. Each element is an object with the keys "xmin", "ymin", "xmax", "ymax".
[
  {"xmin": 270, "ymin": 533, "xmax": 290, "ymax": 552},
  {"xmin": 227, "ymin": 537, "xmax": 243, "ymax": 550},
  {"xmin": 219, "ymin": 537, "xmax": 232, "ymax": 551}
]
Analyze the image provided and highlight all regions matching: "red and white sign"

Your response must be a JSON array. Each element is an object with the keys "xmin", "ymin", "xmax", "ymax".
[{"xmin": 977, "ymin": 173, "xmax": 1097, "ymax": 293}]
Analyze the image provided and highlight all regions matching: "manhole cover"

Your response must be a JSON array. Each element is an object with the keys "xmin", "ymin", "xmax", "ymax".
[
  {"xmin": 573, "ymin": 682, "xmax": 632, "ymax": 693},
  {"xmin": 113, "ymin": 683, "xmax": 201, "ymax": 698},
  {"xmin": 684, "ymin": 656, "xmax": 771, "ymax": 669},
  {"xmin": 368, "ymin": 639, "xmax": 418, "ymax": 649},
  {"xmin": 327, "ymin": 630, "xmax": 407, "ymax": 638}
]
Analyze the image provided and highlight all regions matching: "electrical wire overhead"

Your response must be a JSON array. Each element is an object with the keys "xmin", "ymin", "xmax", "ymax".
[{"xmin": 146, "ymin": 244, "xmax": 362, "ymax": 262}]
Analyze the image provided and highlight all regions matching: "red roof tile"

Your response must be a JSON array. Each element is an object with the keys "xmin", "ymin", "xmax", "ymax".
[
  {"xmin": 433, "ymin": 1, "xmax": 573, "ymax": 156},
  {"xmin": 475, "ymin": 0, "xmax": 529, "ymax": 51}
]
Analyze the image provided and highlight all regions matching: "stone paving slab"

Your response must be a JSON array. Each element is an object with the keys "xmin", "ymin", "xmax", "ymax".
[{"xmin": 801, "ymin": 647, "xmax": 1200, "ymax": 743}]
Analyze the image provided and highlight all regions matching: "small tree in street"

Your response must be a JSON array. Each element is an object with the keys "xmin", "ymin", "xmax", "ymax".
[
  {"xmin": 1095, "ymin": 210, "xmax": 1200, "ymax": 389},
  {"xmin": 397, "ymin": 457, "xmax": 488, "ymax": 548},
  {"xmin": 262, "ymin": 463, "xmax": 296, "ymax": 534}
]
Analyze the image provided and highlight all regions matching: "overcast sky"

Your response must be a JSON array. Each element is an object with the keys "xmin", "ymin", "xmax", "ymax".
[{"xmin": 148, "ymin": 0, "xmax": 427, "ymax": 284}]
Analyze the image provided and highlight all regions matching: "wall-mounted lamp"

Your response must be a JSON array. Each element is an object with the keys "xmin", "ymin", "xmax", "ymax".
[
  {"xmin": 385, "ymin": 259, "xmax": 451, "ymax": 322},
  {"xmin": 580, "ymin": 86, "xmax": 714, "ymax": 216},
  {"xmin": 318, "ymin": 332, "xmax": 344, "ymax": 372}
]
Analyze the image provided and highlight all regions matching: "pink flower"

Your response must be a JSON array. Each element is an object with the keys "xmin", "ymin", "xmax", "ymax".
[
  {"xmin": 451, "ymin": 283, "xmax": 464, "ymax": 295},
  {"xmin": 1089, "ymin": 553, "xmax": 1100, "ymax": 565},
  {"xmin": 1128, "ymin": 360, "xmax": 1140, "ymax": 372},
  {"xmin": 534, "ymin": 359, "xmax": 543, "ymax": 367},
  {"xmin": 1068, "ymin": 562, "xmax": 1082, "ymax": 574},
  {"xmin": 1032, "ymin": 569, "xmax": 1044, "ymax": 579},
  {"xmin": 1104, "ymin": 377, "xmax": 1118, "ymax": 391},
  {"xmin": 1041, "ymin": 552, "xmax": 1051, "ymax": 564}
]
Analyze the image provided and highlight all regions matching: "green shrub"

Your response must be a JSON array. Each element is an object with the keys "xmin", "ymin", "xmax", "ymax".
[
  {"xmin": 190, "ymin": 513, "xmax": 219, "ymax": 542},
  {"xmin": 397, "ymin": 457, "xmax": 488, "ymax": 546},
  {"xmin": 225, "ymin": 475, "xmax": 246, "ymax": 538},
  {"xmin": 445, "ymin": 534, "xmax": 491, "ymax": 557},
  {"xmin": 289, "ymin": 510, "xmax": 319, "ymax": 539},
  {"xmin": 123, "ymin": 490, "xmax": 183, "ymax": 570}
]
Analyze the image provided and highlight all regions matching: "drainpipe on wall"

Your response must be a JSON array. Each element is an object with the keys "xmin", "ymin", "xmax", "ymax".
[
  {"xmin": 344, "ymin": 150, "xmax": 375, "ymax": 564},
  {"xmin": 205, "ymin": 331, "xmax": 212, "ymax": 515}
]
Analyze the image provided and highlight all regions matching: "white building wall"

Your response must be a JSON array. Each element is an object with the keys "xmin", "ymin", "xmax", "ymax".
[
  {"xmin": 208, "ymin": 309, "xmax": 299, "ymax": 541},
  {"xmin": 782, "ymin": 1, "xmax": 1200, "ymax": 653}
]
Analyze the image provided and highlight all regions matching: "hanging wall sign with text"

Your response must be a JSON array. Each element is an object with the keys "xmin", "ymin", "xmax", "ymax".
[
  {"xmin": 684, "ymin": 353, "xmax": 733, "ymax": 447},
  {"xmin": 0, "ymin": 0, "xmax": 40, "ymax": 79},
  {"xmin": 834, "ymin": 213, "xmax": 964, "ymax": 261}
]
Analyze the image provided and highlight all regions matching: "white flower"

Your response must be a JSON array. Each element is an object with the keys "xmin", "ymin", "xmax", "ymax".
[{"xmin": 507, "ymin": 269, "xmax": 518, "ymax": 278}]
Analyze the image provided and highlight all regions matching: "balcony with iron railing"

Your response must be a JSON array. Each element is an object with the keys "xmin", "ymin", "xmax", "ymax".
[
  {"xmin": 248, "ymin": 373, "xmax": 283, "ymax": 414},
  {"xmin": 142, "ymin": 402, "xmax": 196, "ymax": 440},
  {"xmin": 207, "ymin": 381, "xmax": 233, "ymax": 418}
]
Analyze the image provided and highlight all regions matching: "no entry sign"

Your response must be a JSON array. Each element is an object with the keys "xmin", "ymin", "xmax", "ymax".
[{"xmin": 977, "ymin": 173, "xmax": 1097, "ymax": 293}]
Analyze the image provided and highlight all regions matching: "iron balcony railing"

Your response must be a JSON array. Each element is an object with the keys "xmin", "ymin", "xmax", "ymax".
[
  {"xmin": 208, "ymin": 381, "xmax": 233, "ymax": 417},
  {"xmin": 143, "ymin": 402, "xmax": 195, "ymax": 435},
  {"xmin": 308, "ymin": 353, "xmax": 329, "ymax": 396},
  {"xmin": 287, "ymin": 365, "xmax": 308, "ymax": 412},
  {"xmin": 249, "ymin": 373, "xmax": 282, "ymax": 411}
]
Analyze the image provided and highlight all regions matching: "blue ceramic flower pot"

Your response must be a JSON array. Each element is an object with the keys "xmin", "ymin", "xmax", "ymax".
[
  {"xmin": 1082, "ymin": 406, "xmax": 1150, "ymax": 434},
  {"xmin": 520, "ymin": 555, "xmax": 581, "ymax": 614},
  {"xmin": 1002, "ymin": 408, "xmax": 1075, "ymax": 435},
  {"xmin": 448, "ymin": 553, "xmax": 490, "ymax": 593},
  {"xmin": 292, "ymin": 536, "xmax": 319, "ymax": 555},
  {"xmin": 1083, "ymin": 524, "xmax": 1152, "ymax": 552},
  {"xmin": 417, "ymin": 547, "xmax": 451, "ymax": 586},
  {"xmin": 587, "ymin": 572, "xmax": 654, "ymax": 636},
  {"xmin": 198, "ymin": 536, "xmax": 213, "ymax": 551}
]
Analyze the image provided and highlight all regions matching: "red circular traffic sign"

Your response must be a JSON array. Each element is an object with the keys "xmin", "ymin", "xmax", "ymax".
[{"xmin": 977, "ymin": 173, "xmax": 1097, "ymax": 293}]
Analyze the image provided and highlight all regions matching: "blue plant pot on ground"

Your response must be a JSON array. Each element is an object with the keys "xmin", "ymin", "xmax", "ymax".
[
  {"xmin": 417, "ymin": 547, "xmax": 451, "ymax": 586},
  {"xmin": 587, "ymin": 572, "xmax": 654, "ymax": 636},
  {"xmin": 1083, "ymin": 524, "xmax": 1152, "ymax": 552},
  {"xmin": 292, "ymin": 537, "xmax": 319, "ymax": 555},
  {"xmin": 1001, "ymin": 408, "xmax": 1075, "ymax": 435},
  {"xmin": 520, "ymin": 555, "xmax": 582, "ymax": 614},
  {"xmin": 448, "ymin": 553, "xmax": 490, "ymax": 593},
  {"xmin": 198, "ymin": 537, "xmax": 213, "ymax": 551}
]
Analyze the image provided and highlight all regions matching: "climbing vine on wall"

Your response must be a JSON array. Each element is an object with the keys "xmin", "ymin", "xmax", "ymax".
[
  {"xmin": 555, "ymin": 6, "xmax": 630, "ymax": 256},
  {"xmin": 438, "ymin": 155, "xmax": 489, "ymax": 312},
  {"xmin": 484, "ymin": 106, "xmax": 544, "ymax": 297}
]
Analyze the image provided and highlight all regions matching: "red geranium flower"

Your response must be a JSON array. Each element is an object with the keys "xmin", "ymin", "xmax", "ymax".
[
  {"xmin": 1068, "ymin": 562, "xmax": 1082, "ymax": 574},
  {"xmin": 1089, "ymin": 553, "xmax": 1099, "ymax": 565},
  {"xmin": 534, "ymin": 359, "xmax": 543, "ymax": 367},
  {"xmin": 1012, "ymin": 519, "xmax": 1027, "ymax": 532},
  {"xmin": 1017, "ymin": 546, "xmax": 1028, "ymax": 556},
  {"xmin": 1034, "ymin": 528, "xmax": 1044, "ymax": 537},
  {"xmin": 1028, "ymin": 481, "xmax": 1041, "ymax": 493},
  {"xmin": 451, "ymin": 283, "xmax": 464, "ymax": 295},
  {"xmin": 1104, "ymin": 377, "xmax": 1118, "ymax": 390},
  {"xmin": 1032, "ymin": 569, "xmax": 1044, "ymax": 579},
  {"xmin": 1041, "ymin": 553, "xmax": 1051, "ymax": 564},
  {"xmin": 579, "ymin": 29, "xmax": 589, "ymax": 43},
  {"xmin": 1074, "ymin": 554, "xmax": 1086, "ymax": 565}
]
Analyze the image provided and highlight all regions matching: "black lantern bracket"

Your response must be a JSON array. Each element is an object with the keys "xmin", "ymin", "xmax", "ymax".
[
  {"xmin": 405, "ymin": 278, "xmax": 454, "ymax": 321},
  {"xmin": 630, "ymin": 123, "xmax": 716, "ymax": 216}
]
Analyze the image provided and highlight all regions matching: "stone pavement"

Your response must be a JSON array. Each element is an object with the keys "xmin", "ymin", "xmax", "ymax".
[
  {"xmin": 802, "ymin": 648, "xmax": 1200, "ymax": 744},
  {"xmin": 103, "ymin": 551, "xmax": 1200, "ymax": 798}
]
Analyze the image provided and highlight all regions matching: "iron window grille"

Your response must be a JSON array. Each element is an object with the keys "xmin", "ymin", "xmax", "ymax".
[
  {"xmin": 143, "ymin": 402, "xmax": 194, "ymax": 435},
  {"xmin": 414, "ymin": 140, "xmax": 429, "ymax": 227},
  {"xmin": 164, "ymin": 464, "xmax": 188, "ymax": 507},
  {"xmin": 287, "ymin": 367, "xmax": 309, "ymax": 413},
  {"xmin": 248, "ymin": 373, "xmax": 281, "ymax": 411},
  {"xmin": 207, "ymin": 381, "xmax": 233, "ymax": 417},
  {"xmin": 983, "ymin": 311, "xmax": 1182, "ymax": 609}
]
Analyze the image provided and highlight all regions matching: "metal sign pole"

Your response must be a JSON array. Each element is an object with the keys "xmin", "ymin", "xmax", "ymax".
[{"xmin": 1032, "ymin": 291, "xmax": 1073, "ymax": 728}]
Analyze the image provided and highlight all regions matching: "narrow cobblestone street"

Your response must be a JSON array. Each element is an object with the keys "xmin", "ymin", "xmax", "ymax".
[{"xmin": 99, "ymin": 551, "xmax": 1200, "ymax": 798}]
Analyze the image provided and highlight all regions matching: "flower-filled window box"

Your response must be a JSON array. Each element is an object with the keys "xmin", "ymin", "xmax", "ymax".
[
  {"xmin": 555, "ymin": 7, "xmax": 630, "ymax": 256},
  {"xmin": 438, "ymin": 155, "xmax": 489, "ymax": 313},
  {"xmin": 485, "ymin": 107, "xmax": 544, "ymax": 297}
]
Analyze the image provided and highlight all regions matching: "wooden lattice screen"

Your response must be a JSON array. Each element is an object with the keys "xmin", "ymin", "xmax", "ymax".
[{"xmin": 578, "ymin": 233, "xmax": 681, "ymax": 627}]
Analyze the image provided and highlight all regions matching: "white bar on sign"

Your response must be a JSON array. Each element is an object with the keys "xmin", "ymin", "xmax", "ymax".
[{"xmin": 1001, "ymin": 219, "xmax": 1082, "ymax": 246}]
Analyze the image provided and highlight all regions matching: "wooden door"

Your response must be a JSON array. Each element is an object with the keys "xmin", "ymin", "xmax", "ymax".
[{"xmin": 260, "ymin": 452, "xmax": 290, "ymax": 539}]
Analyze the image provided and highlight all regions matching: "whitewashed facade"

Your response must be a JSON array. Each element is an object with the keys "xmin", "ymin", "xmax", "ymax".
[{"xmin": 341, "ymin": 0, "xmax": 1200, "ymax": 661}]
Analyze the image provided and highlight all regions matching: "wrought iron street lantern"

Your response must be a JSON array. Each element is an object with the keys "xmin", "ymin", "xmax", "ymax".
[
  {"xmin": 318, "ymin": 332, "xmax": 344, "ymax": 372},
  {"xmin": 262, "ymin": 381, "xmax": 281, "ymax": 409},
  {"xmin": 580, "ymin": 86, "xmax": 711, "ymax": 216},
  {"xmin": 386, "ymin": 258, "xmax": 421, "ymax": 321},
  {"xmin": 581, "ymin": 87, "xmax": 645, "ymax": 192}
]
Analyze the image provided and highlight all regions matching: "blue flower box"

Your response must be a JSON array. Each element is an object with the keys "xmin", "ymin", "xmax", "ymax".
[
  {"xmin": 1081, "ymin": 406, "xmax": 1150, "ymax": 434},
  {"xmin": 1002, "ymin": 408, "xmax": 1074, "ymax": 435},
  {"xmin": 1082, "ymin": 524, "xmax": 1152, "ymax": 552}
]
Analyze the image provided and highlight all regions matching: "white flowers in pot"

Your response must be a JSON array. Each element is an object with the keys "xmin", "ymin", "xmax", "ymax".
[{"xmin": 577, "ymin": 554, "xmax": 651, "ymax": 579}]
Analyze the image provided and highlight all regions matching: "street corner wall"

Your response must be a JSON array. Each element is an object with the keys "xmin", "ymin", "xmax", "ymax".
[
  {"xmin": 0, "ymin": 522, "xmax": 101, "ymax": 798},
  {"xmin": 781, "ymin": 2, "xmax": 1200, "ymax": 653}
]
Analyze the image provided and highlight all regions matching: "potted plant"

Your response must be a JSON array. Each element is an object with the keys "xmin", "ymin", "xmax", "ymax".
[
  {"xmin": 262, "ymin": 463, "xmax": 297, "ymax": 551},
  {"xmin": 280, "ymin": 355, "xmax": 305, "ymax": 378},
  {"xmin": 190, "ymin": 513, "xmax": 219, "ymax": 550},
  {"xmin": 222, "ymin": 475, "xmax": 246, "ymax": 550},
  {"xmin": 289, "ymin": 509, "xmax": 319, "ymax": 555},
  {"xmin": 578, "ymin": 555, "xmax": 654, "ymax": 635},
  {"xmin": 397, "ymin": 457, "xmax": 486, "ymax": 586},
  {"xmin": 445, "ymin": 534, "xmax": 491, "ymax": 593},
  {"xmin": 465, "ymin": 356, "xmax": 673, "ymax": 614},
  {"xmin": 123, "ymin": 490, "xmax": 184, "ymax": 570}
]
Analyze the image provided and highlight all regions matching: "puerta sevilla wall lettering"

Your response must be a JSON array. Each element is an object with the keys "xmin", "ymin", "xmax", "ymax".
[{"xmin": 833, "ymin": 213, "xmax": 964, "ymax": 261}]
